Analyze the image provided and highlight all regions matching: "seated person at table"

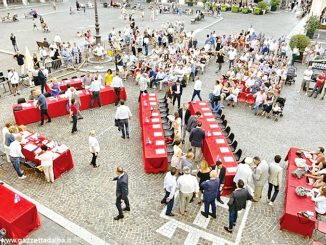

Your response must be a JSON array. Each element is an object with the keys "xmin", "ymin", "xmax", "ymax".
[
  {"xmin": 311, "ymin": 147, "xmax": 325, "ymax": 167},
  {"xmin": 310, "ymin": 186, "xmax": 326, "ymax": 214},
  {"xmin": 49, "ymin": 78, "xmax": 61, "ymax": 96},
  {"xmin": 35, "ymin": 144, "xmax": 55, "ymax": 183},
  {"xmin": 83, "ymin": 72, "xmax": 92, "ymax": 88},
  {"xmin": 308, "ymin": 174, "xmax": 326, "ymax": 188},
  {"xmin": 28, "ymin": 88, "xmax": 37, "ymax": 101}
]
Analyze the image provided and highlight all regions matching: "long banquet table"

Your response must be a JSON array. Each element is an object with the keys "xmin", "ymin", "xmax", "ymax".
[
  {"xmin": 279, "ymin": 147, "xmax": 316, "ymax": 238},
  {"xmin": 139, "ymin": 93, "xmax": 168, "ymax": 174},
  {"xmin": 189, "ymin": 101, "xmax": 237, "ymax": 189},
  {"xmin": 45, "ymin": 78, "xmax": 83, "ymax": 93},
  {"xmin": 0, "ymin": 185, "xmax": 41, "ymax": 242},
  {"xmin": 13, "ymin": 87, "xmax": 127, "ymax": 125},
  {"xmin": 20, "ymin": 130, "xmax": 74, "ymax": 179}
]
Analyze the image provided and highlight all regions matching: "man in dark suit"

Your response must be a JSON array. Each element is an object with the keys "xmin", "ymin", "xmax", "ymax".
[
  {"xmin": 37, "ymin": 67, "xmax": 47, "ymax": 94},
  {"xmin": 171, "ymin": 80, "xmax": 183, "ymax": 109},
  {"xmin": 200, "ymin": 170, "xmax": 220, "ymax": 218},
  {"xmin": 189, "ymin": 121, "xmax": 205, "ymax": 165},
  {"xmin": 224, "ymin": 179, "xmax": 253, "ymax": 233},
  {"xmin": 212, "ymin": 160, "xmax": 226, "ymax": 204},
  {"xmin": 113, "ymin": 166, "xmax": 130, "ymax": 220},
  {"xmin": 178, "ymin": 103, "xmax": 191, "ymax": 144}
]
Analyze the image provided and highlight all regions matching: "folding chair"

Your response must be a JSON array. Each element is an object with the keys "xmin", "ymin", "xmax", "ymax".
[
  {"xmin": 237, "ymin": 92, "xmax": 247, "ymax": 103},
  {"xmin": 226, "ymin": 133, "xmax": 235, "ymax": 144},
  {"xmin": 230, "ymin": 140, "xmax": 238, "ymax": 152},
  {"xmin": 246, "ymin": 94, "xmax": 255, "ymax": 105},
  {"xmin": 219, "ymin": 119, "xmax": 228, "ymax": 129},
  {"xmin": 223, "ymin": 126, "xmax": 231, "ymax": 137},
  {"xmin": 216, "ymin": 114, "xmax": 225, "ymax": 123},
  {"xmin": 234, "ymin": 149, "xmax": 242, "ymax": 161}
]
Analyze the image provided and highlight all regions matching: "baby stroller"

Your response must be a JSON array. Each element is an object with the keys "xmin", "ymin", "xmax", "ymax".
[
  {"xmin": 272, "ymin": 97, "xmax": 286, "ymax": 121},
  {"xmin": 285, "ymin": 66, "xmax": 297, "ymax": 85}
]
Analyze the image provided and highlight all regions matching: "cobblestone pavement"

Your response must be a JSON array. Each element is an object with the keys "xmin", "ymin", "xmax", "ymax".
[{"xmin": 0, "ymin": 3, "xmax": 325, "ymax": 245}]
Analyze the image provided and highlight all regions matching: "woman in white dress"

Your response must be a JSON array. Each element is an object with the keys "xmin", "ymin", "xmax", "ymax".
[
  {"xmin": 173, "ymin": 112, "xmax": 182, "ymax": 142},
  {"xmin": 171, "ymin": 140, "xmax": 183, "ymax": 171}
]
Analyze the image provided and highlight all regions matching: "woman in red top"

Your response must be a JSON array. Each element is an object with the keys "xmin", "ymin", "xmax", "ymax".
[{"xmin": 70, "ymin": 98, "xmax": 78, "ymax": 134}]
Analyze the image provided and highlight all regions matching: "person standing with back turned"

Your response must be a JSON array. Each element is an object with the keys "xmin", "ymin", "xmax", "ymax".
[{"xmin": 113, "ymin": 166, "xmax": 130, "ymax": 220}]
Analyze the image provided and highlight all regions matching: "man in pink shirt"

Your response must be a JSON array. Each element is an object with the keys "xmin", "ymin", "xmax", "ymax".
[{"xmin": 253, "ymin": 89, "xmax": 266, "ymax": 115}]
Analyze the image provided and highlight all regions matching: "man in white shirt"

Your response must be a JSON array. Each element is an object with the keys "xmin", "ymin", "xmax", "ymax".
[
  {"xmin": 177, "ymin": 166, "xmax": 199, "ymax": 215},
  {"xmin": 228, "ymin": 48, "xmax": 237, "ymax": 69},
  {"xmin": 191, "ymin": 76, "xmax": 202, "ymax": 101},
  {"xmin": 138, "ymin": 73, "xmax": 149, "ymax": 102},
  {"xmin": 35, "ymin": 144, "xmax": 55, "ymax": 183},
  {"xmin": 9, "ymin": 135, "xmax": 26, "ymax": 179},
  {"xmin": 111, "ymin": 74, "xmax": 124, "ymax": 106},
  {"xmin": 115, "ymin": 101, "xmax": 132, "ymax": 139},
  {"xmin": 300, "ymin": 66, "xmax": 313, "ymax": 94},
  {"xmin": 90, "ymin": 77, "xmax": 102, "ymax": 109},
  {"xmin": 267, "ymin": 155, "xmax": 283, "ymax": 206},
  {"xmin": 161, "ymin": 167, "xmax": 177, "ymax": 216},
  {"xmin": 9, "ymin": 69, "xmax": 20, "ymax": 95},
  {"xmin": 88, "ymin": 130, "xmax": 100, "ymax": 168},
  {"xmin": 234, "ymin": 157, "xmax": 253, "ymax": 193}
]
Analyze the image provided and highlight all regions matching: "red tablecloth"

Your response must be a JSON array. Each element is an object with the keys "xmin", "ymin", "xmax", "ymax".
[
  {"xmin": 45, "ymin": 78, "xmax": 83, "ymax": 93},
  {"xmin": 13, "ymin": 87, "xmax": 127, "ymax": 125},
  {"xmin": 189, "ymin": 101, "xmax": 237, "ymax": 188},
  {"xmin": 0, "ymin": 185, "xmax": 41, "ymax": 242},
  {"xmin": 279, "ymin": 148, "xmax": 316, "ymax": 238},
  {"xmin": 140, "ymin": 93, "xmax": 168, "ymax": 174},
  {"xmin": 19, "ymin": 130, "xmax": 74, "ymax": 179}
]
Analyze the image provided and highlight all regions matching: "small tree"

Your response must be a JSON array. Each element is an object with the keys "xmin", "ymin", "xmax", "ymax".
[
  {"xmin": 289, "ymin": 34, "xmax": 310, "ymax": 52},
  {"xmin": 270, "ymin": 0, "xmax": 280, "ymax": 11},
  {"xmin": 305, "ymin": 15, "xmax": 320, "ymax": 39}
]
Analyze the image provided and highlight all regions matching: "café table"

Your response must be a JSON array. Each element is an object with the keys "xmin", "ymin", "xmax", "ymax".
[
  {"xmin": 279, "ymin": 147, "xmax": 316, "ymax": 238},
  {"xmin": 0, "ymin": 184, "xmax": 41, "ymax": 242},
  {"xmin": 139, "ymin": 93, "xmax": 168, "ymax": 174},
  {"xmin": 44, "ymin": 78, "xmax": 83, "ymax": 94},
  {"xmin": 13, "ymin": 87, "xmax": 127, "ymax": 125},
  {"xmin": 19, "ymin": 130, "xmax": 74, "ymax": 179}
]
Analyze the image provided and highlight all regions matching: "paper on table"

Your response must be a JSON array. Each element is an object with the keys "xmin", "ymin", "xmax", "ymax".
[
  {"xmin": 21, "ymin": 103, "xmax": 32, "ymax": 108},
  {"xmin": 155, "ymin": 140, "xmax": 165, "ymax": 146},
  {"xmin": 220, "ymin": 147, "xmax": 230, "ymax": 153},
  {"xmin": 152, "ymin": 124, "xmax": 160, "ymax": 129},
  {"xmin": 56, "ymin": 144, "xmax": 68, "ymax": 154},
  {"xmin": 224, "ymin": 156, "xmax": 235, "ymax": 162},
  {"xmin": 213, "ymin": 132, "xmax": 222, "ymax": 136},
  {"xmin": 149, "ymin": 102, "xmax": 157, "ymax": 106},
  {"xmin": 152, "ymin": 118, "xmax": 160, "ymax": 123},
  {"xmin": 34, "ymin": 148, "xmax": 42, "ymax": 154},
  {"xmin": 199, "ymin": 102, "xmax": 206, "ymax": 105},
  {"xmin": 156, "ymin": 148, "xmax": 166, "ymax": 154},
  {"xmin": 152, "ymin": 112, "xmax": 159, "ymax": 116},
  {"xmin": 227, "ymin": 167, "xmax": 238, "ymax": 173},
  {"xmin": 23, "ymin": 143, "xmax": 37, "ymax": 151},
  {"xmin": 216, "ymin": 139, "xmax": 225, "ymax": 144},
  {"xmin": 149, "ymin": 97, "xmax": 156, "ymax": 101},
  {"xmin": 149, "ymin": 93, "xmax": 156, "ymax": 97},
  {"xmin": 52, "ymin": 152, "xmax": 61, "ymax": 160},
  {"xmin": 21, "ymin": 131, "xmax": 32, "ymax": 137},
  {"xmin": 46, "ymin": 140, "xmax": 55, "ymax": 148},
  {"xmin": 204, "ymin": 112, "xmax": 213, "ymax": 116},
  {"xmin": 210, "ymin": 124, "xmax": 218, "ymax": 128},
  {"xmin": 202, "ymin": 107, "xmax": 210, "ymax": 111},
  {"xmin": 207, "ymin": 118, "xmax": 215, "ymax": 122},
  {"xmin": 59, "ymin": 94, "xmax": 66, "ymax": 99},
  {"xmin": 154, "ymin": 132, "xmax": 163, "ymax": 137},
  {"xmin": 77, "ymin": 91, "xmax": 83, "ymax": 94}
]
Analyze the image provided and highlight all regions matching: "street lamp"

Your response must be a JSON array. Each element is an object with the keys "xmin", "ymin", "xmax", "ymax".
[{"xmin": 94, "ymin": 0, "xmax": 101, "ymax": 44}]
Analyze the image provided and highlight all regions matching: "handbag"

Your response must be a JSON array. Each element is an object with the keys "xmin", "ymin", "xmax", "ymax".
[
  {"xmin": 292, "ymin": 168, "xmax": 305, "ymax": 179},
  {"xmin": 114, "ymin": 119, "xmax": 120, "ymax": 127}
]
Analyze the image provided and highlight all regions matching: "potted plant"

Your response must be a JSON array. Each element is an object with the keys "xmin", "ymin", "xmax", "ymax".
[
  {"xmin": 257, "ymin": 1, "xmax": 269, "ymax": 14},
  {"xmin": 221, "ymin": 4, "xmax": 228, "ymax": 11},
  {"xmin": 289, "ymin": 34, "xmax": 310, "ymax": 63},
  {"xmin": 270, "ymin": 0, "xmax": 280, "ymax": 11},
  {"xmin": 231, "ymin": 5, "xmax": 239, "ymax": 13},
  {"xmin": 188, "ymin": 0, "xmax": 194, "ymax": 7},
  {"xmin": 242, "ymin": 6, "xmax": 249, "ymax": 13},
  {"xmin": 253, "ymin": 7, "xmax": 261, "ymax": 15},
  {"xmin": 305, "ymin": 15, "xmax": 321, "ymax": 39}
]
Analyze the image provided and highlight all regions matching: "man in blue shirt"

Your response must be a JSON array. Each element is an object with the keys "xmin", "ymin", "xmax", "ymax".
[{"xmin": 35, "ymin": 89, "xmax": 51, "ymax": 126}]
